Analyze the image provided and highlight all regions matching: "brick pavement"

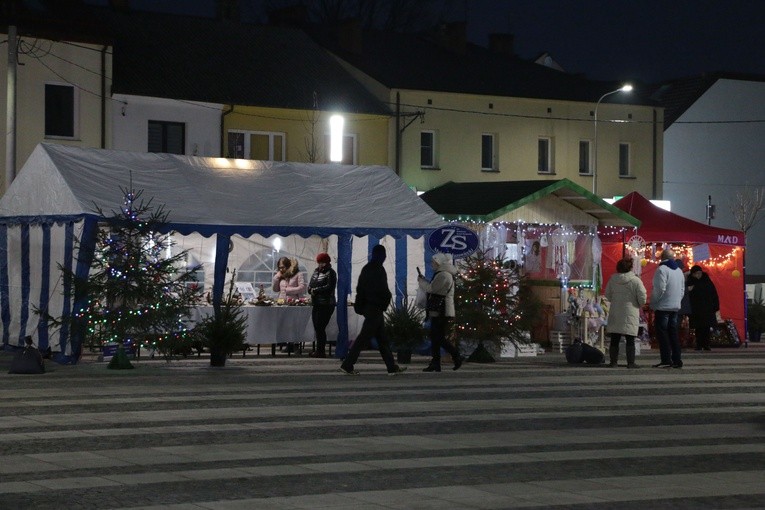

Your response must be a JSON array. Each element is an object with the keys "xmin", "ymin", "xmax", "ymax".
[{"xmin": 1, "ymin": 346, "xmax": 765, "ymax": 509}]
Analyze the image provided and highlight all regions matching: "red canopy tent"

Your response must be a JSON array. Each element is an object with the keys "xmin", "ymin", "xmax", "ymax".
[{"xmin": 599, "ymin": 192, "xmax": 746, "ymax": 341}]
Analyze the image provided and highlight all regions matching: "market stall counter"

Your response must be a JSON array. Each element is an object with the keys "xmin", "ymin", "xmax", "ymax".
[{"xmin": 190, "ymin": 305, "xmax": 364, "ymax": 356}]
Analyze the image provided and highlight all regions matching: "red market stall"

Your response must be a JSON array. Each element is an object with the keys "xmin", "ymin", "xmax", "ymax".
[{"xmin": 599, "ymin": 192, "xmax": 746, "ymax": 342}]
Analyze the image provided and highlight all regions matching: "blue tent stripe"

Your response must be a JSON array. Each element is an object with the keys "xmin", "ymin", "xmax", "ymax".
[
  {"xmin": 335, "ymin": 234, "xmax": 353, "ymax": 359},
  {"xmin": 0, "ymin": 224, "xmax": 9, "ymax": 345},
  {"xmin": 212, "ymin": 234, "xmax": 231, "ymax": 311},
  {"xmin": 19, "ymin": 223, "xmax": 31, "ymax": 340},
  {"xmin": 395, "ymin": 237, "xmax": 407, "ymax": 308},
  {"xmin": 37, "ymin": 224, "xmax": 51, "ymax": 350},
  {"xmin": 58, "ymin": 222, "xmax": 75, "ymax": 358}
]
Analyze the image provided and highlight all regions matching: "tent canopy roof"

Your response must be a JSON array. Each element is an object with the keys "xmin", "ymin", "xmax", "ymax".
[
  {"xmin": 419, "ymin": 179, "xmax": 640, "ymax": 227},
  {"xmin": 610, "ymin": 192, "xmax": 745, "ymax": 246},
  {"xmin": 0, "ymin": 143, "xmax": 444, "ymax": 238}
]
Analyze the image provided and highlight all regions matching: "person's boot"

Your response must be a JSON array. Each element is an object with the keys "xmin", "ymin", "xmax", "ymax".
[
  {"xmin": 423, "ymin": 359, "xmax": 441, "ymax": 372},
  {"xmin": 453, "ymin": 355, "xmax": 463, "ymax": 371},
  {"xmin": 626, "ymin": 341, "xmax": 637, "ymax": 368}
]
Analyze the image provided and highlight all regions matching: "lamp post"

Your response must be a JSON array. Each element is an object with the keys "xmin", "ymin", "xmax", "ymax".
[{"xmin": 592, "ymin": 84, "xmax": 632, "ymax": 196}]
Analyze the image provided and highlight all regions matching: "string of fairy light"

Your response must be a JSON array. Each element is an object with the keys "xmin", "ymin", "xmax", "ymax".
[{"xmin": 75, "ymin": 189, "xmax": 194, "ymax": 350}]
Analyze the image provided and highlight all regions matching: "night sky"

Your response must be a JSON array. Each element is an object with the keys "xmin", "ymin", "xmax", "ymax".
[{"xmin": 88, "ymin": 0, "xmax": 764, "ymax": 84}]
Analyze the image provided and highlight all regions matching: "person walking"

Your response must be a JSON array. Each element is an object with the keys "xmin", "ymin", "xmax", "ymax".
[
  {"xmin": 339, "ymin": 244, "xmax": 406, "ymax": 375},
  {"xmin": 307, "ymin": 252, "xmax": 337, "ymax": 358},
  {"xmin": 650, "ymin": 248, "xmax": 686, "ymax": 368},
  {"xmin": 687, "ymin": 264, "xmax": 720, "ymax": 351},
  {"xmin": 417, "ymin": 252, "xmax": 463, "ymax": 372},
  {"xmin": 604, "ymin": 257, "xmax": 647, "ymax": 368}
]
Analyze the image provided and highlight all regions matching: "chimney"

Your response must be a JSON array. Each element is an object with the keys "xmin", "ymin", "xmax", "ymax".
[
  {"xmin": 216, "ymin": 0, "xmax": 239, "ymax": 21},
  {"xmin": 337, "ymin": 17, "xmax": 362, "ymax": 54},
  {"xmin": 489, "ymin": 33, "xmax": 514, "ymax": 56},
  {"xmin": 108, "ymin": 0, "xmax": 130, "ymax": 12},
  {"xmin": 268, "ymin": 5, "xmax": 308, "ymax": 27},
  {"xmin": 436, "ymin": 21, "xmax": 466, "ymax": 54}
]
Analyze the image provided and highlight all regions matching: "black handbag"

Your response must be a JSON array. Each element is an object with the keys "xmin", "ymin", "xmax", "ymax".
[{"xmin": 426, "ymin": 293, "xmax": 446, "ymax": 313}]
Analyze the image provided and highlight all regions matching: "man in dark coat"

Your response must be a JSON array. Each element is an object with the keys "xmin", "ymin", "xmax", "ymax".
[
  {"xmin": 687, "ymin": 265, "xmax": 720, "ymax": 351},
  {"xmin": 339, "ymin": 245, "xmax": 406, "ymax": 375}
]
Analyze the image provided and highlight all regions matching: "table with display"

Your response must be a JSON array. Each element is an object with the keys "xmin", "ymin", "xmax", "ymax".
[{"xmin": 190, "ymin": 305, "xmax": 364, "ymax": 356}]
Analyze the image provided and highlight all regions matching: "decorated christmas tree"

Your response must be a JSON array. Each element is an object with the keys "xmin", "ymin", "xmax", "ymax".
[
  {"xmin": 454, "ymin": 250, "xmax": 542, "ymax": 362},
  {"xmin": 61, "ymin": 187, "xmax": 202, "ymax": 367}
]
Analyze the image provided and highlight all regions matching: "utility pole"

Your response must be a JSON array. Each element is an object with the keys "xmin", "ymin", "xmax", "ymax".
[{"xmin": 5, "ymin": 24, "xmax": 17, "ymax": 192}]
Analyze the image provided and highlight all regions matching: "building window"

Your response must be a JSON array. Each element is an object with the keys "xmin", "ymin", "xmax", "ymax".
[
  {"xmin": 578, "ymin": 140, "xmax": 592, "ymax": 175},
  {"xmin": 44, "ymin": 83, "xmax": 77, "ymax": 138},
  {"xmin": 538, "ymin": 137, "xmax": 554, "ymax": 173},
  {"xmin": 323, "ymin": 133, "xmax": 357, "ymax": 164},
  {"xmin": 619, "ymin": 142, "xmax": 631, "ymax": 176},
  {"xmin": 481, "ymin": 133, "xmax": 497, "ymax": 171},
  {"xmin": 227, "ymin": 130, "xmax": 285, "ymax": 161},
  {"xmin": 148, "ymin": 120, "xmax": 185, "ymax": 154},
  {"xmin": 420, "ymin": 131, "xmax": 436, "ymax": 168}
]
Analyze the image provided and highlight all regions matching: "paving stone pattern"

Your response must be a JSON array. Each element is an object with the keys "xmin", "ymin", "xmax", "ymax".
[{"xmin": 1, "ymin": 347, "xmax": 765, "ymax": 509}]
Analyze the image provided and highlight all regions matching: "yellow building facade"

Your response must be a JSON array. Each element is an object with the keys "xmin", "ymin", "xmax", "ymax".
[
  {"xmin": 223, "ymin": 106, "xmax": 390, "ymax": 166},
  {"xmin": 391, "ymin": 89, "xmax": 663, "ymax": 199}
]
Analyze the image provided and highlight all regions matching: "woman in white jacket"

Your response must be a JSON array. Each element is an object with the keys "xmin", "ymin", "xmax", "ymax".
[
  {"xmin": 417, "ymin": 252, "xmax": 463, "ymax": 372},
  {"xmin": 604, "ymin": 257, "xmax": 647, "ymax": 368}
]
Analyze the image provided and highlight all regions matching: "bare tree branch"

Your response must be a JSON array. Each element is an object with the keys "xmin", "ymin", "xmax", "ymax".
[{"xmin": 730, "ymin": 186, "xmax": 765, "ymax": 234}]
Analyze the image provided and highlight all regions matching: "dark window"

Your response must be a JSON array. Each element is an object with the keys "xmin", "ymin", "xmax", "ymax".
[
  {"xmin": 538, "ymin": 138, "xmax": 552, "ymax": 173},
  {"xmin": 619, "ymin": 143, "xmax": 630, "ymax": 176},
  {"xmin": 579, "ymin": 141, "xmax": 591, "ymax": 174},
  {"xmin": 420, "ymin": 131, "xmax": 435, "ymax": 167},
  {"xmin": 148, "ymin": 121, "xmax": 185, "ymax": 154},
  {"xmin": 227, "ymin": 132, "xmax": 245, "ymax": 158},
  {"xmin": 44, "ymin": 84, "xmax": 75, "ymax": 138},
  {"xmin": 481, "ymin": 134, "xmax": 495, "ymax": 170}
]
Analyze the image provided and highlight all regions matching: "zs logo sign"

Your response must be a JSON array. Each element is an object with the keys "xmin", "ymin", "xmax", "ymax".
[{"xmin": 428, "ymin": 225, "xmax": 479, "ymax": 258}]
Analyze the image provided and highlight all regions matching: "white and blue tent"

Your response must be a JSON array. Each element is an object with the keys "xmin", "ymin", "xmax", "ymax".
[{"xmin": 0, "ymin": 143, "xmax": 445, "ymax": 362}]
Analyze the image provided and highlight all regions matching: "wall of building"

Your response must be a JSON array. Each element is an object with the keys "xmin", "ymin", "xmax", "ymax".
[
  {"xmin": 393, "ymin": 89, "xmax": 661, "ymax": 199},
  {"xmin": 663, "ymin": 79, "xmax": 765, "ymax": 277},
  {"xmin": 0, "ymin": 34, "xmax": 112, "ymax": 196},
  {"xmin": 223, "ymin": 106, "xmax": 389, "ymax": 166},
  {"xmin": 111, "ymin": 94, "xmax": 222, "ymax": 156}
]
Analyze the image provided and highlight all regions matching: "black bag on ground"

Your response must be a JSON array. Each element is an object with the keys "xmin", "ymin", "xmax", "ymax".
[
  {"xmin": 581, "ymin": 343, "xmax": 605, "ymax": 364},
  {"xmin": 565, "ymin": 342, "xmax": 583, "ymax": 363}
]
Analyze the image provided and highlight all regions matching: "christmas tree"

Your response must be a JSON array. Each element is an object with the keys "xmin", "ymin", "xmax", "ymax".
[
  {"xmin": 454, "ymin": 250, "xmax": 542, "ymax": 362},
  {"xmin": 61, "ymin": 187, "xmax": 202, "ymax": 367}
]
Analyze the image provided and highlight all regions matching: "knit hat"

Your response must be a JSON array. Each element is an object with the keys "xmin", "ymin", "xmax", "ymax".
[
  {"xmin": 432, "ymin": 252, "xmax": 453, "ymax": 268},
  {"xmin": 371, "ymin": 244, "xmax": 386, "ymax": 263},
  {"xmin": 316, "ymin": 253, "xmax": 331, "ymax": 264},
  {"xmin": 690, "ymin": 265, "xmax": 703, "ymax": 274}
]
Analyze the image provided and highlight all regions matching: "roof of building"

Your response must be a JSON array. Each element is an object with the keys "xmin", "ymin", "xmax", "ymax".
[
  {"xmin": 651, "ymin": 72, "xmax": 765, "ymax": 128},
  {"xmin": 309, "ymin": 25, "xmax": 656, "ymax": 106},
  {"xmin": 419, "ymin": 179, "xmax": 639, "ymax": 227},
  {"xmin": 3, "ymin": 5, "xmax": 391, "ymax": 115}
]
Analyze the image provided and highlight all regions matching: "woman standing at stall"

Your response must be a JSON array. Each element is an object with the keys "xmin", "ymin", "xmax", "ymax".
[
  {"xmin": 307, "ymin": 253, "xmax": 337, "ymax": 358},
  {"xmin": 272, "ymin": 257, "xmax": 306, "ymax": 300}
]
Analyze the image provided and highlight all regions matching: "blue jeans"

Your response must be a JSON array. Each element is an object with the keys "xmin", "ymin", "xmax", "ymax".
[{"xmin": 654, "ymin": 310, "xmax": 682, "ymax": 365}]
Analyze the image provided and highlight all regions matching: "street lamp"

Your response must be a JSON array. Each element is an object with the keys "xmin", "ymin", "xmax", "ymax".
[{"xmin": 592, "ymin": 84, "xmax": 633, "ymax": 196}]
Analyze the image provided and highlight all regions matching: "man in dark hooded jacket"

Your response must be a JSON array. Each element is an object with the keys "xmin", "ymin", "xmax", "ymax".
[
  {"xmin": 340, "ymin": 245, "xmax": 406, "ymax": 375},
  {"xmin": 687, "ymin": 265, "xmax": 720, "ymax": 351}
]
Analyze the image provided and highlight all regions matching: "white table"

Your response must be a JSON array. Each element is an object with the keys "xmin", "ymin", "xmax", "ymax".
[{"xmin": 190, "ymin": 305, "xmax": 364, "ymax": 355}]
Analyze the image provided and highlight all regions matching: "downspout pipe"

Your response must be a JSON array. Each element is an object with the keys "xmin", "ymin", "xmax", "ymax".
[
  {"xmin": 101, "ymin": 45, "xmax": 108, "ymax": 148},
  {"xmin": 220, "ymin": 105, "xmax": 234, "ymax": 156},
  {"xmin": 395, "ymin": 92, "xmax": 401, "ymax": 176}
]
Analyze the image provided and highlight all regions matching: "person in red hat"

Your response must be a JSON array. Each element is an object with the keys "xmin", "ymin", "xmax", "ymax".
[{"xmin": 307, "ymin": 252, "xmax": 337, "ymax": 358}]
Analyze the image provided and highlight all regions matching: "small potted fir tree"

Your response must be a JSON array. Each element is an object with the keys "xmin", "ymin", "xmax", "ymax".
[
  {"xmin": 194, "ymin": 271, "xmax": 247, "ymax": 367},
  {"xmin": 384, "ymin": 297, "xmax": 426, "ymax": 364}
]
